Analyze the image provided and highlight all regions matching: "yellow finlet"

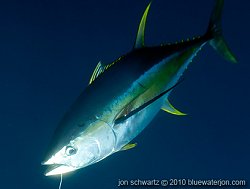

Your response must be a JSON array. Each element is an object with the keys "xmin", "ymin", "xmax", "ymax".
[
  {"xmin": 120, "ymin": 143, "xmax": 137, "ymax": 151},
  {"xmin": 161, "ymin": 99, "xmax": 187, "ymax": 116}
]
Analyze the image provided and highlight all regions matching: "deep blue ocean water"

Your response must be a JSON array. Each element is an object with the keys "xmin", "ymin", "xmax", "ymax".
[{"xmin": 0, "ymin": 0, "xmax": 249, "ymax": 188}]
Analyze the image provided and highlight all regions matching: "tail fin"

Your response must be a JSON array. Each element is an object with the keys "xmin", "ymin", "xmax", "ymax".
[{"xmin": 206, "ymin": 0, "xmax": 237, "ymax": 63}]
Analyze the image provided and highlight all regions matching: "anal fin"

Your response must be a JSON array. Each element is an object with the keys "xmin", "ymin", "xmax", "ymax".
[{"xmin": 161, "ymin": 99, "xmax": 186, "ymax": 116}]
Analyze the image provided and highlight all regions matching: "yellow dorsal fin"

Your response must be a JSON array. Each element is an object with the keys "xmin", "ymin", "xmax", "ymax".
[
  {"xmin": 89, "ymin": 61, "xmax": 104, "ymax": 85},
  {"xmin": 134, "ymin": 2, "xmax": 151, "ymax": 48},
  {"xmin": 89, "ymin": 56, "xmax": 124, "ymax": 85},
  {"xmin": 120, "ymin": 143, "xmax": 137, "ymax": 151},
  {"xmin": 161, "ymin": 99, "xmax": 187, "ymax": 116}
]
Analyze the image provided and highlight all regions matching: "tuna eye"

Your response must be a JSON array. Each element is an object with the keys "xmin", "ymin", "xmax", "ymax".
[{"xmin": 65, "ymin": 146, "xmax": 77, "ymax": 156}]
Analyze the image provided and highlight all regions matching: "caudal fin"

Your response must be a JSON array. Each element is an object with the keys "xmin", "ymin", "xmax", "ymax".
[{"xmin": 206, "ymin": 0, "xmax": 237, "ymax": 63}]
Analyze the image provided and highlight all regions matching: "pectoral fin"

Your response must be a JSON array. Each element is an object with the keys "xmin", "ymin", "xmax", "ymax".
[
  {"xmin": 120, "ymin": 143, "xmax": 137, "ymax": 151},
  {"xmin": 114, "ymin": 80, "xmax": 183, "ymax": 125},
  {"xmin": 161, "ymin": 99, "xmax": 186, "ymax": 116}
]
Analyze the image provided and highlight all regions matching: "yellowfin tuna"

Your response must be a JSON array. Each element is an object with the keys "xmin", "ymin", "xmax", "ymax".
[{"xmin": 42, "ymin": 0, "xmax": 237, "ymax": 176}]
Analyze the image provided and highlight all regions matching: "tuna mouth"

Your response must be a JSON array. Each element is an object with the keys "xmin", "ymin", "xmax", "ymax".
[{"xmin": 43, "ymin": 164, "xmax": 76, "ymax": 176}]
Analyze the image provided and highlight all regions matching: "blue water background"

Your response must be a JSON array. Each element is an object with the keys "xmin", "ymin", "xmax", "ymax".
[{"xmin": 0, "ymin": 0, "xmax": 249, "ymax": 188}]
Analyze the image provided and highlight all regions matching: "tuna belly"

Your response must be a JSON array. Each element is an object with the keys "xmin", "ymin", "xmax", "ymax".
[{"xmin": 112, "ymin": 96, "xmax": 165, "ymax": 152}]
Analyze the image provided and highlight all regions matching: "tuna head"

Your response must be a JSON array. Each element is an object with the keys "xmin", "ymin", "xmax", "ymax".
[{"xmin": 42, "ymin": 116, "xmax": 116, "ymax": 176}]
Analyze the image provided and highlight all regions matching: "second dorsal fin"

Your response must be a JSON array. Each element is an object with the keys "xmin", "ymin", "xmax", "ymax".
[{"xmin": 134, "ymin": 2, "xmax": 151, "ymax": 49}]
